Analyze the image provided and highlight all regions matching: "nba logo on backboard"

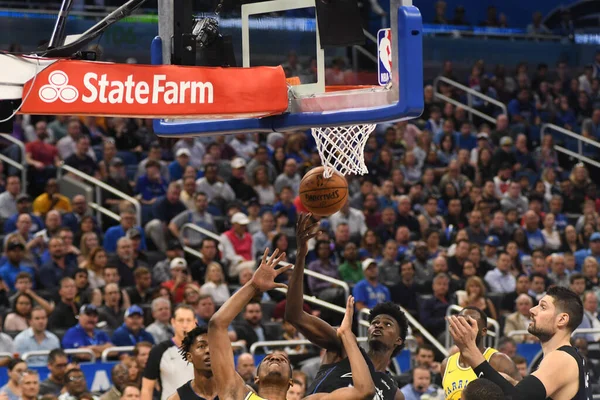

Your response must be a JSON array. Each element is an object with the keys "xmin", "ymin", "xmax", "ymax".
[{"xmin": 378, "ymin": 28, "xmax": 392, "ymax": 86}]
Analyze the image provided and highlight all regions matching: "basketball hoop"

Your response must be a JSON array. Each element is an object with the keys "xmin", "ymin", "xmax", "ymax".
[{"xmin": 311, "ymin": 123, "xmax": 376, "ymax": 178}]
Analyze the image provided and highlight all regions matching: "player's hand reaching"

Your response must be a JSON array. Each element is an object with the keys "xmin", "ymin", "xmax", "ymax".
[
  {"xmin": 296, "ymin": 213, "xmax": 319, "ymax": 254},
  {"xmin": 250, "ymin": 248, "xmax": 290, "ymax": 292},
  {"xmin": 337, "ymin": 296, "xmax": 355, "ymax": 337},
  {"xmin": 447, "ymin": 315, "xmax": 480, "ymax": 364}
]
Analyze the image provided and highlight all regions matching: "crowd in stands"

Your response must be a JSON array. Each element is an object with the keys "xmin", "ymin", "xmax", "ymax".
[{"xmin": 1, "ymin": 39, "xmax": 600, "ymax": 399}]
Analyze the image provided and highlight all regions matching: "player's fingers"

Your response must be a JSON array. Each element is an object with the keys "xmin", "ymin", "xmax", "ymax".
[
  {"xmin": 261, "ymin": 248, "xmax": 269, "ymax": 265},
  {"xmin": 277, "ymin": 263, "xmax": 293, "ymax": 276},
  {"xmin": 268, "ymin": 248, "xmax": 280, "ymax": 264},
  {"xmin": 272, "ymin": 251, "xmax": 286, "ymax": 267}
]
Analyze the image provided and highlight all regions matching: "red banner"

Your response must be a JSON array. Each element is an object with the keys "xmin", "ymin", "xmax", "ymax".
[{"xmin": 20, "ymin": 60, "xmax": 289, "ymax": 118}]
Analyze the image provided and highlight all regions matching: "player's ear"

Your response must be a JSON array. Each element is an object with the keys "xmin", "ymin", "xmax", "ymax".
[
  {"xmin": 558, "ymin": 312, "xmax": 570, "ymax": 328},
  {"xmin": 254, "ymin": 375, "xmax": 260, "ymax": 385},
  {"xmin": 185, "ymin": 352, "xmax": 192, "ymax": 363},
  {"xmin": 482, "ymin": 326, "xmax": 488, "ymax": 336}
]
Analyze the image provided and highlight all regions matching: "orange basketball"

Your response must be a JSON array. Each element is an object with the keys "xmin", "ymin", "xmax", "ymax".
[{"xmin": 299, "ymin": 167, "xmax": 348, "ymax": 217}]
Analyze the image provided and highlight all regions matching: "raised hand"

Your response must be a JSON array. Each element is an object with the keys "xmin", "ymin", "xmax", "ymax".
[
  {"xmin": 337, "ymin": 296, "xmax": 355, "ymax": 337},
  {"xmin": 296, "ymin": 213, "xmax": 319, "ymax": 253},
  {"xmin": 250, "ymin": 248, "xmax": 290, "ymax": 292},
  {"xmin": 447, "ymin": 315, "xmax": 478, "ymax": 353}
]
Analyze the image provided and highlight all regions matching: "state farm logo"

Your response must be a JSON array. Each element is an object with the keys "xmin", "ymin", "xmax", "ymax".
[
  {"xmin": 39, "ymin": 71, "xmax": 79, "ymax": 103},
  {"xmin": 37, "ymin": 70, "xmax": 214, "ymax": 105}
]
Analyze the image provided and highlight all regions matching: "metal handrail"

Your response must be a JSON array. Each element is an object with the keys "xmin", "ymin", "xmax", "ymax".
[
  {"xmin": 182, "ymin": 222, "xmax": 221, "ymax": 242},
  {"xmin": 359, "ymin": 306, "xmax": 448, "ymax": 357},
  {"xmin": 232, "ymin": 341, "xmax": 248, "ymax": 353},
  {"xmin": 541, "ymin": 123, "xmax": 600, "ymax": 156},
  {"xmin": 554, "ymin": 146, "xmax": 600, "ymax": 169},
  {"xmin": 0, "ymin": 134, "xmax": 27, "ymax": 192},
  {"xmin": 445, "ymin": 305, "xmax": 500, "ymax": 350},
  {"xmin": 0, "ymin": 352, "xmax": 12, "ymax": 360},
  {"xmin": 101, "ymin": 346, "xmax": 134, "ymax": 362},
  {"xmin": 433, "ymin": 76, "xmax": 508, "ymax": 124},
  {"xmin": 58, "ymin": 163, "xmax": 142, "ymax": 226}
]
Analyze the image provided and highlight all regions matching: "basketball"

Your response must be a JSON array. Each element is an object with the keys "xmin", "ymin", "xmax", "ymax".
[{"xmin": 299, "ymin": 167, "xmax": 348, "ymax": 217}]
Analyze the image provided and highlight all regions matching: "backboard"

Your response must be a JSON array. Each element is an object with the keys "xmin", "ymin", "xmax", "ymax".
[{"xmin": 152, "ymin": 0, "xmax": 423, "ymax": 136}]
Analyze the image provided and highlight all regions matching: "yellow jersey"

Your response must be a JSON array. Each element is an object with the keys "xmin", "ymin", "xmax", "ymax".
[
  {"xmin": 442, "ymin": 347, "xmax": 498, "ymax": 400},
  {"xmin": 244, "ymin": 392, "xmax": 267, "ymax": 400}
]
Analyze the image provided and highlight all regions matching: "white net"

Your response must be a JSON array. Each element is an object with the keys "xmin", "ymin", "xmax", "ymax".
[{"xmin": 311, "ymin": 124, "xmax": 377, "ymax": 178}]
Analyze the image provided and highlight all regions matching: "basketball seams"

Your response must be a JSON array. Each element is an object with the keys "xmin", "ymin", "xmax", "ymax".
[{"xmin": 299, "ymin": 186, "xmax": 348, "ymax": 195}]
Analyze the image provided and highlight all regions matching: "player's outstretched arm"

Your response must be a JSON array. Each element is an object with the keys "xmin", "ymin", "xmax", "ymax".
[
  {"xmin": 285, "ymin": 213, "xmax": 342, "ymax": 353},
  {"xmin": 304, "ymin": 297, "xmax": 375, "ymax": 400},
  {"xmin": 209, "ymin": 248, "xmax": 289, "ymax": 400},
  {"xmin": 448, "ymin": 315, "xmax": 578, "ymax": 400}
]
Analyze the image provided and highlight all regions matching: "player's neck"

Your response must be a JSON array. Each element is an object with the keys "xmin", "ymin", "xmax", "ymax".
[
  {"xmin": 192, "ymin": 371, "xmax": 216, "ymax": 399},
  {"xmin": 541, "ymin": 331, "xmax": 572, "ymax": 355},
  {"xmin": 258, "ymin": 383, "xmax": 288, "ymax": 400},
  {"xmin": 368, "ymin": 349, "xmax": 392, "ymax": 372}
]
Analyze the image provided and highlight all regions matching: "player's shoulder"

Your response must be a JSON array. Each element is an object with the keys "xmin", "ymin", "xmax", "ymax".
[{"xmin": 538, "ymin": 347, "xmax": 579, "ymax": 374}]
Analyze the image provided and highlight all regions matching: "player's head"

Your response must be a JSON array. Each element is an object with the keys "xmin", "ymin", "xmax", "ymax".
[
  {"xmin": 255, "ymin": 351, "xmax": 293, "ymax": 390},
  {"xmin": 458, "ymin": 306, "xmax": 487, "ymax": 344},
  {"xmin": 461, "ymin": 378, "xmax": 503, "ymax": 400},
  {"xmin": 528, "ymin": 286, "xmax": 583, "ymax": 342},
  {"xmin": 367, "ymin": 302, "xmax": 408, "ymax": 356},
  {"xmin": 179, "ymin": 325, "xmax": 212, "ymax": 375}
]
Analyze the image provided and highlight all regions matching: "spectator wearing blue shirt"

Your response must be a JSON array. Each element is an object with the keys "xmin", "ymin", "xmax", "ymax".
[
  {"xmin": 62, "ymin": 304, "xmax": 112, "ymax": 359},
  {"xmin": 3, "ymin": 194, "xmax": 44, "ymax": 235},
  {"xmin": 352, "ymin": 258, "xmax": 391, "ymax": 310},
  {"xmin": 507, "ymin": 88, "xmax": 537, "ymax": 127},
  {"xmin": 144, "ymin": 183, "xmax": 187, "ymax": 253},
  {"xmin": 168, "ymin": 148, "xmax": 191, "ymax": 182},
  {"xmin": 103, "ymin": 209, "xmax": 147, "ymax": 253},
  {"xmin": 524, "ymin": 210, "xmax": 546, "ymax": 252},
  {"xmin": 454, "ymin": 121, "xmax": 477, "ymax": 151},
  {"xmin": 400, "ymin": 367, "xmax": 437, "ymax": 400},
  {"xmin": 14, "ymin": 307, "xmax": 60, "ymax": 366},
  {"xmin": 575, "ymin": 232, "xmax": 600, "ymax": 270},
  {"xmin": 135, "ymin": 160, "xmax": 168, "ymax": 204},
  {"xmin": 0, "ymin": 240, "xmax": 35, "ymax": 292},
  {"xmin": 111, "ymin": 305, "xmax": 155, "ymax": 346},
  {"xmin": 272, "ymin": 186, "xmax": 297, "ymax": 226},
  {"xmin": 39, "ymin": 237, "xmax": 79, "ymax": 290}
]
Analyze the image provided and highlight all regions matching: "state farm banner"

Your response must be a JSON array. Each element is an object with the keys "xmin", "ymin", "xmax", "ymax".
[{"xmin": 20, "ymin": 60, "xmax": 289, "ymax": 118}]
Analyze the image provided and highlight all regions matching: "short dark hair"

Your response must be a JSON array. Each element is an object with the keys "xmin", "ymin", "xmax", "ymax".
[
  {"xmin": 462, "ymin": 378, "xmax": 504, "ymax": 400},
  {"xmin": 530, "ymin": 272, "xmax": 546, "ymax": 282},
  {"xmin": 15, "ymin": 272, "xmax": 32, "ymax": 282},
  {"xmin": 416, "ymin": 344, "xmax": 434, "ymax": 355},
  {"xmin": 570, "ymin": 273, "xmax": 585, "ymax": 284},
  {"xmin": 48, "ymin": 349, "xmax": 67, "ymax": 364},
  {"xmin": 133, "ymin": 341, "xmax": 153, "ymax": 356},
  {"xmin": 512, "ymin": 355, "xmax": 527, "ymax": 365},
  {"xmin": 460, "ymin": 306, "xmax": 487, "ymax": 327},
  {"xmin": 179, "ymin": 325, "xmax": 208, "ymax": 361},
  {"xmin": 368, "ymin": 302, "xmax": 408, "ymax": 356},
  {"xmin": 173, "ymin": 304, "xmax": 196, "ymax": 319},
  {"xmin": 7, "ymin": 358, "xmax": 24, "ymax": 371},
  {"xmin": 546, "ymin": 286, "xmax": 584, "ymax": 331}
]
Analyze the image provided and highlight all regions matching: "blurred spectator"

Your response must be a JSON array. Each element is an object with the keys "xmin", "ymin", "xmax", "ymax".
[
  {"xmin": 39, "ymin": 237, "xmax": 78, "ymax": 290},
  {"xmin": 161, "ymin": 258, "xmax": 192, "ymax": 305},
  {"xmin": 457, "ymin": 276, "xmax": 497, "ymax": 320},
  {"xmin": 103, "ymin": 209, "xmax": 146, "ymax": 253},
  {"xmin": 236, "ymin": 353, "xmax": 256, "ymax": 387},
  {"xmin": 14, "ymin": 306, "xmax": 60, "ymax": 365},
  {"xmin": 109, "ymin": 237, "xmax": 144, "ymax": 288},
  {"xmin": 62, "ymin": 304, "xmax": 112, "ymax": 358},
  {"xmin": 39, "ymin": 349, "xmax": 68, "ymax": 396},
  {"xmin": 432, "ymin": 0, "xmax": 447, "ymax": 24},
  {"xmin": 136, "ymin": 161, "xmax": 168, "ymax": 205},
  {"xmin": 353, "ymin": 258, "xmax": 391, "ymax": 310},
  {"xmin": 137, "ymin": 143, "xmax": 169, "ymax": 181},
  {"xmin": 144, "ymin": 182, "xmax": 186, "ymax": 252},
  {"xmin": 0, "ymin": 176, "xmax": 21, "ymax": 219},
  {"xmin": 400, "ymin": 366, "xmax": 437, "ymax": 400},
  {"xmin": 168, "ymin": 149, "xmax": 191, "ymax": 182},
  {"xmin": 0, "ymin": 240, "xmax": 35, "ymax": 291},
  {"xmin": 419, "ymin": 273, "xmax": 450, "ymax": 337},
  {"xmin": 126, "ymin": 267, "xmax": 153, "ymax": 306},
  {"xmin": 48, "ymin": 277, "xmax": 78, "ymax": 330},
  {"xmin": 503, "ymin": 294, "xmax": 535, "ymax": 343},
  {"xmin": 112, "ymin": 305, "xmax": 155, "ymax": 346},
  {"xmin": 576, "ymin": 291, "xmax": 600, "ymax": 342},
  {"xmin": 229, "ymin": 158, "xmax": 258, "ymax": 206},
  {"xmin": 199, "ymin": 263, "xmax": 230, "ymax": 306},
  {"xmin": 220, "ymin": 213, "xmax": 253, "ymax": 277},
  {"xmin": 4, "ymin": 194, "xmax": 43, "ymax": 235},
  {"xmin": 0, "ymin": 359, "xmax": 27, "ymax": 400},
  {"xmin": 195, "ymin": 163, "xmax": 234, "ymax": 205},
  {"xmin": 169, "ymin": 192, "xmax": 215, "ymax": 248},
  {"xmin": 272, "ymin": 187, "xmax": 297, "ymax": 227},
  {"xmin": 146, "ymin": 297, "xmax": 172, "ymax": 344},
  {"xmin": 32, "ymin": 180, "xmax": 71, "ymax": 216},
  {"xmin": 58, "ymin": 368, "xmax": 91, "ymax": 400},
  {"xmin": 64, "ymin": 136, "xmax": 99, "ymax": 179},
  {"xmin": 98, "ymin": 283, "xmax": 126, "ymax": 330},
  {"xmin": 4, "ymin": 292, "xmax": 32, "ymax": 331},
  {"xmin": 484, "ymin": 252, "xmax": 516, "ymax": 293},
  {"xmin": 527, "ymin": 11, "xmax": 551, "ymax": 35},
  {"xmin": 56, "ymin": 119, "xmax": 94, "ymax": 161},
  {"xmin": 338, "ymin": 243, "xmax": 362, "ymax": 284},
  {"xmin": 100, "ymin": 364, "xmax": 129, "ymax": 400},
  {"xmin": 234, "ymin": 301, "xmax": 280, "ymax": 351},
  {"xmin": 62, "ymin": 195, "xmax": 96, "ymax": 234},
  {"xmin": 274, "ymin": 159, "xmax": 301, "ymax": 197}
]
